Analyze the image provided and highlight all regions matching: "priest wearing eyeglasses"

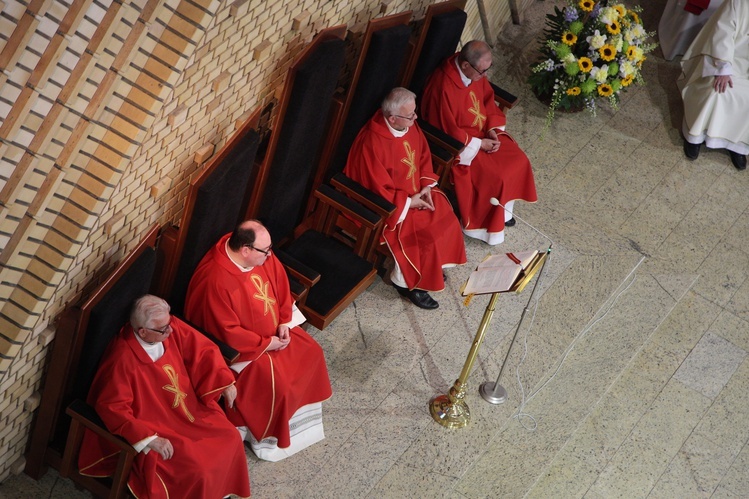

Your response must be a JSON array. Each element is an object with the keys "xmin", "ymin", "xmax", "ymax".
[
  {"xmin": 344, "ymin": 87, "xmax": 466, "ymax": 310},
  {"xmin": 78, "ymin": 295, "xmax": 251, "ymax": 499},
  {"xmin": 421, "ymin": 40, "xmax": 537, "ymax": 245},
  {"xmin": 184, "ymin": 220, "xmax": 332, "ymax": 461}
]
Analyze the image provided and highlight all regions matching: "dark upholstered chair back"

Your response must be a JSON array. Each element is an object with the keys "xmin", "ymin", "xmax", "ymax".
[
  {"xmin": 168, "ymin": 130, "xmax": 260, "ymax": 314},
  {"xmin": 70, "ymin": 248, "xmax": 156, "ymax": 409},
  {"xmin": 326, "ymin": 24, "xmax": 412, "ymax": 180},
  {"xmin": 257, "ymin": 38, "xmax": 346, "ymax": 241},
  {"xmin": 409, "ymin": 9, "xmax": 467, "ymax": 98}
]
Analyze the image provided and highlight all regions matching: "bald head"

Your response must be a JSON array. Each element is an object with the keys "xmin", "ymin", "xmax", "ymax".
[
  {"xmin": 459, "ymin": 40, "xmax": 491, "ymax": 67},
  {"xmin": 227, "ymin": 219, "xmax": 267, "ymax": 252}
]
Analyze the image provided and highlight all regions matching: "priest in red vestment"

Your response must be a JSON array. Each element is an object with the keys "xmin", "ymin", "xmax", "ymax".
[
  {"xmin": 421, "ymin": 40, "xmax": 537, "ymax": 245},
  {"xmin": 344, "ymin": 87, "xmax": 466, "ymax": 310},
  {"xmin": 184, "ymin": 220, "xmax": 332, "ymax": 461},
  {"xmin": 78, "ymin": 295, "xmax": 250, "ymax": 499}
]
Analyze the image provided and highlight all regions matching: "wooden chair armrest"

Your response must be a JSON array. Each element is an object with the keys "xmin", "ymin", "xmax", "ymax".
[
  {"xmin": 315, "ymin": 183, "xmax": 381, "ymax": 229},
  {"xmin": 417, "ymin": 118, "xmax": 464, "ymax": 155},
  {"xmin": 286, "ymin": 273, "xmax": 308, "ymax": 303},
  {"xmin": 329, "ymin": 173, "xmax": 396, "ymax": 219},
  {"xmin": 491, "ymin": 82, "xmax": 518, "ymax": 111},
  {"xmin": 180, "ymin": 317, "xmax": 240, "ymax": 364},
  {"xmin": 65, "ymin": 400, "xmax": 135, "ymax": 453},
  {"xmin": 275, "ymin": 249, "xmax": 322, "ymax": 288}
]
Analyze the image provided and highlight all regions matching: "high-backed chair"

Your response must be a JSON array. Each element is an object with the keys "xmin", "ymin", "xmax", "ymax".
[
  {"xmin": 25, "ymin": 225, "xmax": 238, "ymax": 498},
  {"xmin": 307, "ymin": 13, "xmax": 414, "ymax": 265},
  {"xmin": 245, "ymin": 26, "xmax": 382, "ymax": 330},
  {"xmin": 25, "ymin": 226, "xmax": 159, "ymax": 497},
  {"xmin": 404, "ymin": 0, "xmax": 519, "ymax": 187},
  {"xmin": 155, "ymin": 111, "xmax": 262, "ymax": 315},
  {"xmin": 315, "ymin": 12, "xmax": 413, "ymax": 186}
]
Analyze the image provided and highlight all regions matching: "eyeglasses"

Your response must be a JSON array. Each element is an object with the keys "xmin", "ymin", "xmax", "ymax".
[
  {"xmin": 468, "ymin": 60, "xmax": 492, "ymax": 76},
  {"xmin": 145, "ymin": 321, "xmax": 172, "ymax": 335},
  {"xmin": 393, "ymin": 112, "xmax": 417, "ymax": 121},
  {"xmin": 247, "ymin": 243, "xmax": 272, "ymax": 256}
]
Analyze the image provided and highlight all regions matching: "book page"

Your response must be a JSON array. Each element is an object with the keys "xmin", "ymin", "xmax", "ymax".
[
  {"xmin": 462, "ymin": 264, "xmax": 522, "ymax": 295},
  {"xmin": 478, "ymin": 250, "xmax": 539, "ymax": 270}
]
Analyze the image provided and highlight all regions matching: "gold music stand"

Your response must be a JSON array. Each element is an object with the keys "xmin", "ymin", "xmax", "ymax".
[{"xmin": 430, "ymin": 249, "xmax": 549, "ymax": 429}]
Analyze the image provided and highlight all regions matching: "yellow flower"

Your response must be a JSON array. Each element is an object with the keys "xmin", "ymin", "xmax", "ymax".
[
  {"xmin": 607, "ymin": 20, "xmax": 621, "ymax": 35},
  {"xmin": 628, "ymin": 10, "xmax": 640, "ymax": 24},
  {"xmin": 567, "ymin": 87, "xmax": 581, "ymax": 96},
  {"xmin": 562, "ymin": 31, "xmax": 578, "ymax": 46},
  {"xmin": 599, "ymin": 44, "xmax": 617, "ymax": 61},
  {"xmin": 578, "ymin": 57, "xmax": 593, "ymax": 72},
  {"xmin": 614, "ymin": 5, "xmax": 626, "ymax": 17},
  {"xmin": 627, "ymin": 45, "xmax": 644, "ymax": 61},
  {"xmin": 579, "ymin": 0, "xmax": 595, "ymax": 12},
  {"xmin": 622, "ymin": 75, "xmax": 634, "ymax": 86},
  {"xmin": 598, "ymin": 83, "xmax": 613, "ymax": 96}
]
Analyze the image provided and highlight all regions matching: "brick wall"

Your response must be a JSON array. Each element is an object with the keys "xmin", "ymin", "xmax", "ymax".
[{"xmin": 0, "ymin": 0, "xmax": 520, "ymax": 481}]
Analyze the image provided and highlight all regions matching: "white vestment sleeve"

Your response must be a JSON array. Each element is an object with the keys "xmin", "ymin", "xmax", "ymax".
[
  {"xmin": 133, "ymin": 434, "xmax": 158, "ymax": 453},
  {"xmin": 701, "ymin": 56, "xmax": 732, "ymax": 77},
  {"xmin": 459, "ymin": 137, "xmax": 482, "ymax": 165},
  {"xmin": 397, "ymin": 197, "xmax": 412, "ymax": 223}
]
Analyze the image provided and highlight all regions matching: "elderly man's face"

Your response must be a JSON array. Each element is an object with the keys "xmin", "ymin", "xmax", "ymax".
[
  {"xmin": 388, "ymin": 100, "xmax": 417, "ymax": 130},
  {"xmin": 137, "ymin": 311, "xmax": 172, "ymax": 344},
  {"xmin": 464, "ymin": 52, "xmax": 493, "ymax": 82}
]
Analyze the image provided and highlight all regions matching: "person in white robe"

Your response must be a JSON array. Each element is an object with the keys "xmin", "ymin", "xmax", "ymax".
[
  {"xmin": 659, "ymin": 0, "xmax": 725, "ymax": 61},
  {"xmin": 678, "ymin": 0, "xmax": 749, "ymax": 170}
]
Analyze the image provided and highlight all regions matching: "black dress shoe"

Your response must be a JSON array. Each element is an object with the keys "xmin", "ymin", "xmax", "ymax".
[
  {"xmin": 683, "ymin": 140, "xmax": 700, "ymax": 160},
  {"xmin": 504, "ymin": 218, "xmax": 516, "ymax": 227},
  {"xmin": 393, "ymin": 284, "xmax": 439, "ymax": 309},
  {"xmin": 729, "ymin": 151, "xmax": 747, "ymax": 170}
]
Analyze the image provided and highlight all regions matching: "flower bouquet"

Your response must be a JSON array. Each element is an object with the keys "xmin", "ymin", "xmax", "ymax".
[{"xmin": 528, "ymin": 1, "xmax": 657, "ymax": 126}]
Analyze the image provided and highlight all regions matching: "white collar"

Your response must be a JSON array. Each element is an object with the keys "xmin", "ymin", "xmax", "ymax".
[
  {"xmin": 385, "ymin": 116, "xmax": 408, "ymax": 137},
  {"xmin": 133, "ymin": 330, "xmax": 165, "ymax": 361},
  {"xmin": 455, "ymin": 57, "xmax": 472, "ymax": 87}
]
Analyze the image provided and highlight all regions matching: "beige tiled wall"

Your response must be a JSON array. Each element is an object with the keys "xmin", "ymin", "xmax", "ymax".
[{"xmin": 0, "ymin": 0, "xmax": 521, "ymax": 481}]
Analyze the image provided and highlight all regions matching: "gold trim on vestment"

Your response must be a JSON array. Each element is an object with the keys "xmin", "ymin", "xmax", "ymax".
[
  {"xmin": 251, "ymin": 273, "xmax": 278, "ymax": 326},
  {"xmin": 162, "ymin": 364, "xmax": 194, "ymax": 422},
  {"xmin": 259, "ymin": 352, "xmax": 276, "ymax": 440}
]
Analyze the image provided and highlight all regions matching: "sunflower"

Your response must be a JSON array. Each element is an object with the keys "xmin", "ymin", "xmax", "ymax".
[
  {"xmin": 627, "ymin": 46, "xmax": 638, "ymax": 59},
  {"xmin": 628, "ymin": 10, "xmax": 640, "ymax": 24},
  {"xmin": 578, "ymin": 57, "xmax": 593, "ymax": 72},
  {"xmin": 579, "ymin": 0, "xmax": 595, "ymax": 12},
  {"xmin": 621, "ymin": 75, "xmax": 634, "ymax": 86},
  {"xmin": 614, "ymin": 5, "xmax": 626, "ymax": 17},
  {"xmin": 606, "ymin": 20, "xmax": 621, "ymax": 35},
  {"xmin": 562, "ymin": 31, "xmax": 578, "ymax": 46},
  {"xmin": 598, "ymin": 83, "xmax": 614, "ymax": 97},
  {"xmin": 566, "ymin": 87, "xmax": 581, "ymax": 96},
  {"xmin": 599, "ymin": 44, "xmax": 617, "ymax": 61}
]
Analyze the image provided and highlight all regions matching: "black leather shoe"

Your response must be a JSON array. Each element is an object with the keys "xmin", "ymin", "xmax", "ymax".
[
  {"xmin": 393, "ymin": 285, "xmax": 439, "ymax": 309},
  {"xmin": 683, "ymin": 140, "xmax": 700, "ymax": 160},
  {"xmin": 730, "ymin": 151, "xmax": 747, "ymax": 170},
  {"xmin": 504, "ymin": 218, "xmax": 516, "ymax": 227}
]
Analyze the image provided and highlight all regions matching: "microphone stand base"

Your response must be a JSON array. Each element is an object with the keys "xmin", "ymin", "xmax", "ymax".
[
  {"xmin": 429, "ymin": 394, "xmax": 470, "ymax": 428},
  {"xmin": 479, "ymin": 382, "xmax": 507, "ymax": 405}
]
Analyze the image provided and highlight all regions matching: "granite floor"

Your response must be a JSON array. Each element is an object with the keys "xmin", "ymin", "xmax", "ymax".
[{"xmin": 3, "ymin": 0, "xmax": 749, "ymax": 498}]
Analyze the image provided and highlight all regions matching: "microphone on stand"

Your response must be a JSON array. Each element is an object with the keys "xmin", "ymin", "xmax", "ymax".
[{"xmin": 490, "ymin": 197, "xmax": 553, "ymax": 251}]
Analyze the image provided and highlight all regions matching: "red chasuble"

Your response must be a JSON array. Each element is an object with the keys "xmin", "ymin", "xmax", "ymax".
[
  {"xmin": 184, "ymin": 235, "xmax": 332, "ymax": 448},
  {"xmin": 344, "ymin": 110, "xmax": 466, "ymax": 292},
  {"xmin": 421, "ymin": 54, "xmax": 537, "ymax": 234},
  {"xmin": 78, "ymin": 318, "xmax": 250, "ymax": 499}
]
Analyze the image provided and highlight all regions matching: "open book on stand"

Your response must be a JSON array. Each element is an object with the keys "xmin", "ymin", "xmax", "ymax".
[{"xmin": 461, "ymin": 250, "xmax": 540, "ymax": 296}]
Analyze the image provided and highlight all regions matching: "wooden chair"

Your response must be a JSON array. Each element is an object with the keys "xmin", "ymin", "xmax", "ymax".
[
  {"xmin": 245, "ymin": 26, "xmax": 382, "ymax": 330},
  {"xmin": 314, "ymin": 11, "xmax": 414, "ymax": 187},
  {"xmin": 404, "ymin": 0, "xmax": 520, "ymax": 187},
  {"xmin": 154, "ymin": 111, "xmax": 265, "ymax": 315},
  {"xmin": 25, "ymin": 225, "xmax": 238, "ymax": 498},
  {"xmin": 25, "ymin": 226, "xmax": 159, "ymax": 497}
]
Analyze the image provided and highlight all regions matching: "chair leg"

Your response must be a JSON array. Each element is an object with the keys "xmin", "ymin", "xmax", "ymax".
[
  {"xmin": 109, "ymin": 451, "xmax": 135, "ymax": 499},
  {"xmin": 60, "ymin": 420, "xmax": 86, "ymax": 478}
]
